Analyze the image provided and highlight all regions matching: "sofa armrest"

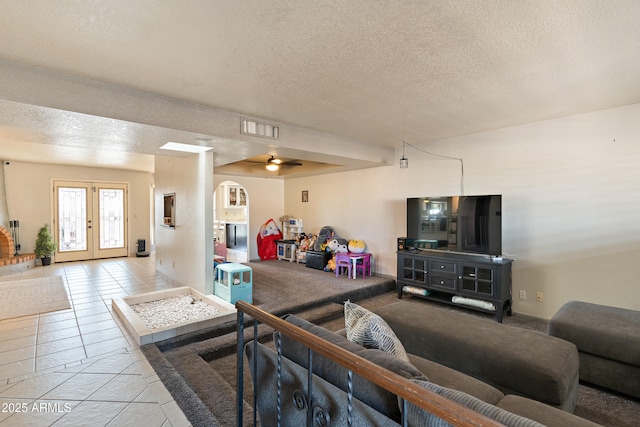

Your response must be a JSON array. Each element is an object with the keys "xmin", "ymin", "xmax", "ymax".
[
  {"xmin": 497, "ymin": 395, "xmax": 603, "ymax": 427},
  {"xmin": 408, "ymin": 354, "xmax": 504, "ymax": 405}
]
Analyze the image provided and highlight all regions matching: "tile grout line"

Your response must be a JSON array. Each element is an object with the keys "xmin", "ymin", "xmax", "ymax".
[{"xmin": 0, "ymin": 256, "xmax": 191, "ymax": 427}]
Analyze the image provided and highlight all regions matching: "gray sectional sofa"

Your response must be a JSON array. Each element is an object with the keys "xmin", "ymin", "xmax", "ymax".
[
  {"xmin": 245, "ymin": 300, "xmax": 602, "ymax": 426},
  {"xmin": 548, "ymin": 301, "xmax": 640, "ymax": 400}
]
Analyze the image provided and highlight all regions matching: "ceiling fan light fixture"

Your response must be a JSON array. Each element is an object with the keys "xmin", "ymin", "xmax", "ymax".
[{"xmin": 266, "ymin": 163, "xmax": 279, "ymax": 171}]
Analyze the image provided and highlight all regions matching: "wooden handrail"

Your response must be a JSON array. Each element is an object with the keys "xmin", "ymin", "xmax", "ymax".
[{"xmin": 236, "ymin": 300, "xmax": 504, "ymax": 427}]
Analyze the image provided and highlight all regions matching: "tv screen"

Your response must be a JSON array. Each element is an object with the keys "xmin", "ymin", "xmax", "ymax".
[{"xmin": 406, "ymin": 195, "xmax": 502, "ymax": 256}]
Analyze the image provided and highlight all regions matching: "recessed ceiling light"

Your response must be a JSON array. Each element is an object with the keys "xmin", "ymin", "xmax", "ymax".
[{"xmin": 160, "ymin": 142, "xmax": 213, "ymax": 153}]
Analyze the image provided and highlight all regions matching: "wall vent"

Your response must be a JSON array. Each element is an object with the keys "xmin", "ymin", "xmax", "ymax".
[{"xmin": 240, "ymin": 118, "xmax": 279, "ymax": 139}]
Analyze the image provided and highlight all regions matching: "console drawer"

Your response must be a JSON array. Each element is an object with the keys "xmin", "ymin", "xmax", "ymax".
[
  {"xmin": 430, "ymin": 259, "xmax": 457, "ymax": 274},
  {"xmin": 429, "ymin": 275, "xmax": 457, "ymax": 290}
]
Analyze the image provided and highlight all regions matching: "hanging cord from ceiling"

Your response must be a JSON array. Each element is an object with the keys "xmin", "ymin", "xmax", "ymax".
[{"xmin": 403, "ymin": 140, "xmax": 465, "ymax": 195}]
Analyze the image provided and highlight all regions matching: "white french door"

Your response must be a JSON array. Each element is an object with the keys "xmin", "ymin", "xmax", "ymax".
[{"xmin": 53, "ymin": 181, "xmax": 128, "ymax": 262}]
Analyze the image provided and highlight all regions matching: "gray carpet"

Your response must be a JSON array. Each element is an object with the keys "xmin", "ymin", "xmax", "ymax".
[
  {"xmin": 247, "ymin": 259, "xmax": 395, "ymax": 316},
  {"xmin": 142, "ymin": 260, "xmax": 640, "ymax": 427},
  {"xmin": 142, "ymin": 259, "xmax": 395, "ymax": 426}
]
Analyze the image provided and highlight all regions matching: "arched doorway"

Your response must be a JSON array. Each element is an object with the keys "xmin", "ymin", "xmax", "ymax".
[{"xmin": 214, "ymin": 180, "xmax": 248, "ymax": 263}]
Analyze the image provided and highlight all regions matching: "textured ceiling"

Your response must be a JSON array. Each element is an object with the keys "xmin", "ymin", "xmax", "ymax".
[{"xmin": 1, "ymin": 1, "xmax": 639, "ymax": 174}]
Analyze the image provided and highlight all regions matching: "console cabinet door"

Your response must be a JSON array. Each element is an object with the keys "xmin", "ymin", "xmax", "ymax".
[
  {"xmin": 398, "ymin": 254, "xmax": 428, "ymax": 285},
  {"xmin": 460, "ymin": 263, "xmax": 495, "ymax": 297}
]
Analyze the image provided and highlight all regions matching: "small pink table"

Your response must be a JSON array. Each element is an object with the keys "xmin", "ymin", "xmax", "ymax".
[{"xmin": 335, "ymin": 252, "xmax": 372, "ymax": 279}]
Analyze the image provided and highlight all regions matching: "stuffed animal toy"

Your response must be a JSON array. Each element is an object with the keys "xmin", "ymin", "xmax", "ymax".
[
  {"xmin": 314, "ymin": 226, "xmax": 348, "ymax": 251},
  {"xmin": 327, "ymin": 239, "xmax": 339, "ymax": 251},
  {"xmin": 315, "ymin": 227, "xmax": 335, "ymax": 251},
  {"xmin": 327, "ymin": 239, "xmax": 348, "ymax": 253},
  {"xmin": 298, "ymin": 235, "xmax": 311, "ymax": 251},
  {"xmin": 325, "ymin": 254, "xmax": 336, "ymax": 272},
  {"xmin": 348, "ymin": 239, "xmax": 366, "ymax": 253},
  {"xmin": 306, "ymin": 235, "xmax": 316, "ymax": 251}
]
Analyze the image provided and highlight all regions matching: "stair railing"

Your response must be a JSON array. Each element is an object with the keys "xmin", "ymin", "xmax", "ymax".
[{"xmin": 236, "ymin": 300, "xmax": 502, "ymax": 427}]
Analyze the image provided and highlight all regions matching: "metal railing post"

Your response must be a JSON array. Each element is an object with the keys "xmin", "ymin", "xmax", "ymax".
[{"xmin": 236, "ymin": 309, "xmax": 245, "ymax": 426}]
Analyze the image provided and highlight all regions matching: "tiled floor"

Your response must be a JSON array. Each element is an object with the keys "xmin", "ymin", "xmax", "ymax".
[
  {"xmin": 225, "ymin": 248, "xmax": 247, "ymax": 263},
  {"xmin": 0, "ymin": 255, "xmax": 191, "ymax": 426}
]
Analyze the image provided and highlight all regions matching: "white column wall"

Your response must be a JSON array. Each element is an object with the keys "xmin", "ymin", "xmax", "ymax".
[{"xmin": 155, "ymin": 152, "xmax": 214, "ymax": 294}]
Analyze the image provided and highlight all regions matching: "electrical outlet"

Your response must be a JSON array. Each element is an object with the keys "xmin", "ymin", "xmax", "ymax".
[
  {"xmin": 519, "ymin": 290, "xmax": 526, "ymax": 300},
  {"xmin": 536, "ymin": 292, "xmax": 543, "ymax": 302}
]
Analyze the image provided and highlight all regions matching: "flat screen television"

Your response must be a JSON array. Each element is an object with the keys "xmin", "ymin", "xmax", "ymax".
[{"xmin": 406, "ymin": 195, "xmax": 502, "ymax": 256}]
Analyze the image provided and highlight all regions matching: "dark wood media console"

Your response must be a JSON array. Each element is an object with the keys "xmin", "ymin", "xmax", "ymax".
[{"xmin": 396, "ymin": 249, "xmax": 512, "ymax": 322}]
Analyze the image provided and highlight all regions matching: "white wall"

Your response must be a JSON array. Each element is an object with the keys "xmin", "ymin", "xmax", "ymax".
[
  {"xmin": 214, "ymin": 174, "xmax": 284, "ymax": 261},
  {"xmin": 285, "ymin": 103, "xmax": 640, "ymax": 319},
  {"xmin": 155, "ymin": 153, "xmax": 214, "ymax": 294},
  {"xmin": 3, "ymin": 161, "xmax": 153, "ymax": 257}
]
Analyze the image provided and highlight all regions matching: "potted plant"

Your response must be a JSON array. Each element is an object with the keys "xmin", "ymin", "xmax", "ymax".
[{"xmin": 34, "ymin": 224, "xmax": 56, "ymax": 266}]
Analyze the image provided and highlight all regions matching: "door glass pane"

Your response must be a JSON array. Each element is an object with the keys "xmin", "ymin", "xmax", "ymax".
[
  {"xmin": 463, "ymin": 266, "xmax": 476, "ymax": 277},
  {"xmin": 58, "ymin": 187, "xmax": 87, "ymax": 252},
  {"xmin": 478, "ymin": 268, "xmax": 492, "ymax": 281},
  {"xmin": 99, "ymin": 189, "xmax": 125, "ymax": 249},
  {"xmin": 478, "ymin": 282, "xmax": 493, "ymax": 294},
  {"xmin": 462, "ymin": 279, "xmax": 476, "ymax": 292}
]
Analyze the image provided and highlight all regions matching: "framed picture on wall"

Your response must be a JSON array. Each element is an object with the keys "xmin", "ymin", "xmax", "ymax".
[{"xmin": 302, "ymin": 190, "xmax": 309, "ymax": 203}]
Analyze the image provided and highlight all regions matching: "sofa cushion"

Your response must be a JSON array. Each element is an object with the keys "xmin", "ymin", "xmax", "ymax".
[
  {"xmin": 375, "ymin": 299, "xmax": 580, "ymax": 411},
  {"xmin": 497, "ymin": 395, "xmax": 603, "ymax": 427},
  {"xmin": 405, "ymin": 380, "xmax": 544, "ymax": 427},
  {"xmin": 407, "ymin": 354, "xmax": 504, "ymax": 405},
  {"xmin": 344, "ymin": 300, "xmax": 410, "ymax": 362},
  {"xmin": 548, "ymin": 301, "xmax": 640, "ymax": 365},
  {"xmin": 279, "ymin": 314, "xmax": 427, "ymax": 422}
]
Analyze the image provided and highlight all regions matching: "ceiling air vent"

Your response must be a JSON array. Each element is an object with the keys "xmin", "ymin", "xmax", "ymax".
[{"xmin": 240, "ymin": 118, "xmax": 279, "ymax": 139}]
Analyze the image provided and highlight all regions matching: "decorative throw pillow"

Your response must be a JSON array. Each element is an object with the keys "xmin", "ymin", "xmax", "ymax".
[
  {"xmin": 344, "ymin": 301, "xmax": 410, "ymax": 362},
  {"xmin": 403, "ymin": 380, "xmax": 544, "ymax": 427}
]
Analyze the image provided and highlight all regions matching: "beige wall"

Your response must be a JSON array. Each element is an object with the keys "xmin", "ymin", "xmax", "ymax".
[
  {"xmin": 155, "ymin": 153, "xmax": 214, "ymax": 294},
  {"xmin": 3, "ymin": 161, "xmax": 153, "ymax": 257},
  {"xmin": 6, "ymin": 102, "xmax": 639, "ymax": 320},
  {"xmin": 284, "ymin": 103, "xmax": 640, "ymax": 319}
]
